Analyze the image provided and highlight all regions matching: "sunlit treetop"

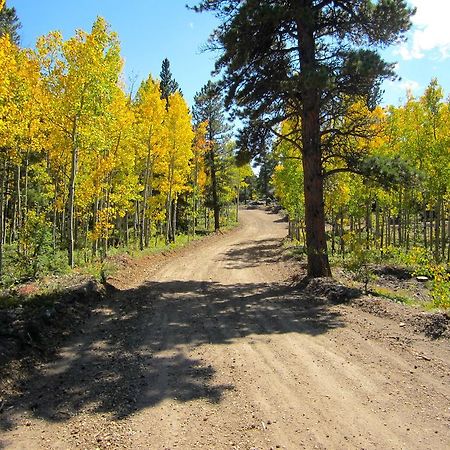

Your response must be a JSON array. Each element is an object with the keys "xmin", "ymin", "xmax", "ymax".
[{"xmin": 0, "ymin": 0, "xmax": 21, "ymax": 44}]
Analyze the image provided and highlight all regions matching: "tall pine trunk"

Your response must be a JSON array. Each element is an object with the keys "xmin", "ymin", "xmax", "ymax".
[
  {"xmin": 298, "ymin": 19, "xmax": 331, "ymax": 278},
  {"xmin": 301, "ymin": 135, "xmax": 330, "ymax": 277}
]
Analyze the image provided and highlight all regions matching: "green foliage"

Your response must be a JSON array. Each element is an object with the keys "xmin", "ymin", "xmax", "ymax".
[
  {"xmin": 1, "ymin": 247, "xmax": 68, "ymax": 289},
  {"xmin": 17, "ymin": 211, "xmax": 67, "ymax": 279},
  {"xmin": 355, "ymin": 154, "xmax": 422, "ymax": 189},
  {"xmin": 272, "ymin": 121, "xmax": 304, "ymax": 222},
  {"xmin": 343, "ymin": 232, "xmax": 378, "ymax": 293},
  {"xmin": 381, "ymin": 246, "xmax": 431, "ymax": 272},
  {"xmin": 192, "ymin": 80, "xmax": 234, "ymax": 230},
  {"xmin": 427, "ymin": 265, "xmax": 450, "ymax": 309},
  {"xmin": 159, "ymin": 57, "xmax": 180, "ymax": 107},
  {"xmin": 0, "ymin": 1, "xmax": 21, "ymax": 44}
]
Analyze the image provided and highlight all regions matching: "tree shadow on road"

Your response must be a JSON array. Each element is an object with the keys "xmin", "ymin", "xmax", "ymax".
[
  {"xmin": 0, "ymin": 277, "xmax": 345, "ymax": 431},
  {"xmin": 223, "ymin": 238, "xmax": 288, "ymax": 268}
]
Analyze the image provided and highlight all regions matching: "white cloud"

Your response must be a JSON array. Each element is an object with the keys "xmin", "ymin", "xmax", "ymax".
[
  {"xmin": 386, "ymin": 78, "xmax": 420, "ymax": 94},
  {"xmin": 188, "ymin": 22, "xmax": 195, "ymax": 29},
  {"xmin": 396, "ymin": 0, "xmax": 450, "ymax": 60},
  {"xmin": 399, "ymin": 79, "xmax": 420, "ymax": 92},
  {"xmin": 382, "ymin": 78, "xmax": 421, "ymax": 105}
]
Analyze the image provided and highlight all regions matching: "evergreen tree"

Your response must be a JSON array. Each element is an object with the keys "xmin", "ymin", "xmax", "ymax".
[
  {"xmin": 0, "ymin": 1, "xmax": 21, "ymax": 44},
  {"xmin": 159, "ymin": 57, "xmax": 179, "ymax": 110},
  {"xmin": 193, "ymin": 0, "xmax": 415, "ymax": 278},
  {"xmin": 193, "ymin": 80, "xmax": 230, "ymax": 231}
]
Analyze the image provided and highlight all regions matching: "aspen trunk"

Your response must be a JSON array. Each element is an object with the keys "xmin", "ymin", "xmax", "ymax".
[
  {"xmin": 165, "ymin": 156, "xmax": 175, "ymax": 244},
  {"xmin": 387, "ymin": 212, "xmax": 391, "ymax": 246},
  {"xmin": 141, "ymin": 145, "xmax": 153, "ymax": 250},
  {"xmin": 125, "ymin": 212, "xmax": 130, "ymax": 247},
  {"xmin": 52, "ymin": 191, "xmax": 58, "ymax": 251},
  {"xmin": 422, "ymin": 202, "xmax": 427, "ymax": 250},
  {"xmin": 330, "ymin": 210, "xmax": 335, "ymax": 256},
  {"xmin": 24, "ymin": 153, "xmax": 29, "ymax": 216},
  {"xmin": 92, "ymin": 198, "xmax": 99, "ymax": 258},
  {"xmin": 365, "ymin": 201, "xmax": 371, "ymax": 248},
  {"xmin": 16, "ymin": 164, "xmax": 23, "ymax": 253},
  {"xmin": 398, "ymin": 191, "xmax": 402, "ymax": 247},
  {"xmin": 4, "ymin": 167, "xmax": 11, "ymax": 245},
  {"xmin": 434, "ymin": 196, "xmax": 441, "ymax": 260},
  {"xmin": 375, "ymin": 203, "xmax": 380, "ymax": 248},
  {"xmin": 340, "ymin": 210, "xmax": 345, "ymax": 256},
  {"xmin": 68, "ymin": 118, "xmax": 78, "ymax": 269},
  {"xmin": 413, "ymin": 213, "xmax": 417, "ymax": 247},
  {"xmin": 134, "ymin": 200, "xmax": 140, "ymax": 243},
  {"xmin": 210, "ymin": 147, "xmax": 220, "ymax": 231},
  {"xmin": 0, "ymin": 159, "xmax": 5, "ymax": 279},
  {"xmin": 429, "ymin": 212, "xmax": 433, "ymax": 256},
  {"xmin": 441, "ymin": 201, "xmax": 446, "ymax": 260},
  {"xmin": 172, "ymin": 198, "xmax": 177, "ymax": 243},
  {"xmin": 447, "ymin": 208, "xmax": 450, "ymax": 263},
  {"xmin": 405, "ymin": 203, "xmax": 410, "ymax": 252}
]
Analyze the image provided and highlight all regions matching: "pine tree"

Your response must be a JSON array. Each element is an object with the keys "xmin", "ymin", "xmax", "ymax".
[
  {"xmin": 159, "ymin": 57, "xmax": 179, "ymax": 110},
  {"xmin": 193, "ymin": 80, "xmax": 230, "ymax": 231},
  {"xmin": 0, "ymin": 1, "xmax": 21, "ymax": 44},
  {"xmin": 193, "ymin": 0, "xmax": 415, "ymax": 277}
]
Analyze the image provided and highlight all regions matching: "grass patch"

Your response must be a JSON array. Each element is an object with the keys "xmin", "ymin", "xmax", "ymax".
[
  {"xmin": 282, "ymin": 240, "xmax": 306, "ymax": 260},
  {"xmin": 371, "ymin": 286, "xmax": 417, "ymax": 306}
]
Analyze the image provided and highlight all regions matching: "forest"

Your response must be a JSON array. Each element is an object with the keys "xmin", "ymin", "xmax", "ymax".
[
  {"xmin": 0, "ymin": 1, "xmax": 449, "ymax": 308},
  {"xmin": 0, "ymin": 12, "xmax": 253, "ymax": 288},
  {"xmin": 1, "ymin": 2, "xmax": 449, "ymax": 448}
]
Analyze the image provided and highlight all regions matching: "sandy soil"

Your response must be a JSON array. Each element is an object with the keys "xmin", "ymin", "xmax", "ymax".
[{"xmin": 1, "ymin": 208, "xmax": 449, "ymax": 449}]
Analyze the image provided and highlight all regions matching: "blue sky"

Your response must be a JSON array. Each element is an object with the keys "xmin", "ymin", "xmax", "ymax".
[
  {"xmin": 9, "ymin": 0, "xmax": 219, "ymax": 106},
  {"xmin": 381, "ymin": 0, "xmax": 450, "ymax": 105},
  {"xmin": 8, "ymin": 0, "xmax": 450, "ymax": 107}
]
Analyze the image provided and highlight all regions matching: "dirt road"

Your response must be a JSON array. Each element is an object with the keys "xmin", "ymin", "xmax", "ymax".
[{"xmin": 1, "ymin": 209, "xmax": 449, "ymax": 449}]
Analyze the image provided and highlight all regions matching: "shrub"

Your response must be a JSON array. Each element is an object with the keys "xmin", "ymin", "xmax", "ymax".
[{"xmin": 343, "ymin": 232, "xmax": 378, "ymax": 293}]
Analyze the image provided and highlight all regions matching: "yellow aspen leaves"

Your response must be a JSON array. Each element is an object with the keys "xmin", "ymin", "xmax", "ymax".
[{"xmin": 0, "ymin": 16, "xmax": 239, "ymax": 274}]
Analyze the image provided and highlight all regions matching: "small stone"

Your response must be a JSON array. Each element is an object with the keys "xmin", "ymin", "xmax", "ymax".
[
  {"xmin": 399, "ymin": 322, "xmax": 406, "ymax": 327},
  {"xmin": 416, "ymin": 276, "xmax": 429, "ymax": 282}
]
